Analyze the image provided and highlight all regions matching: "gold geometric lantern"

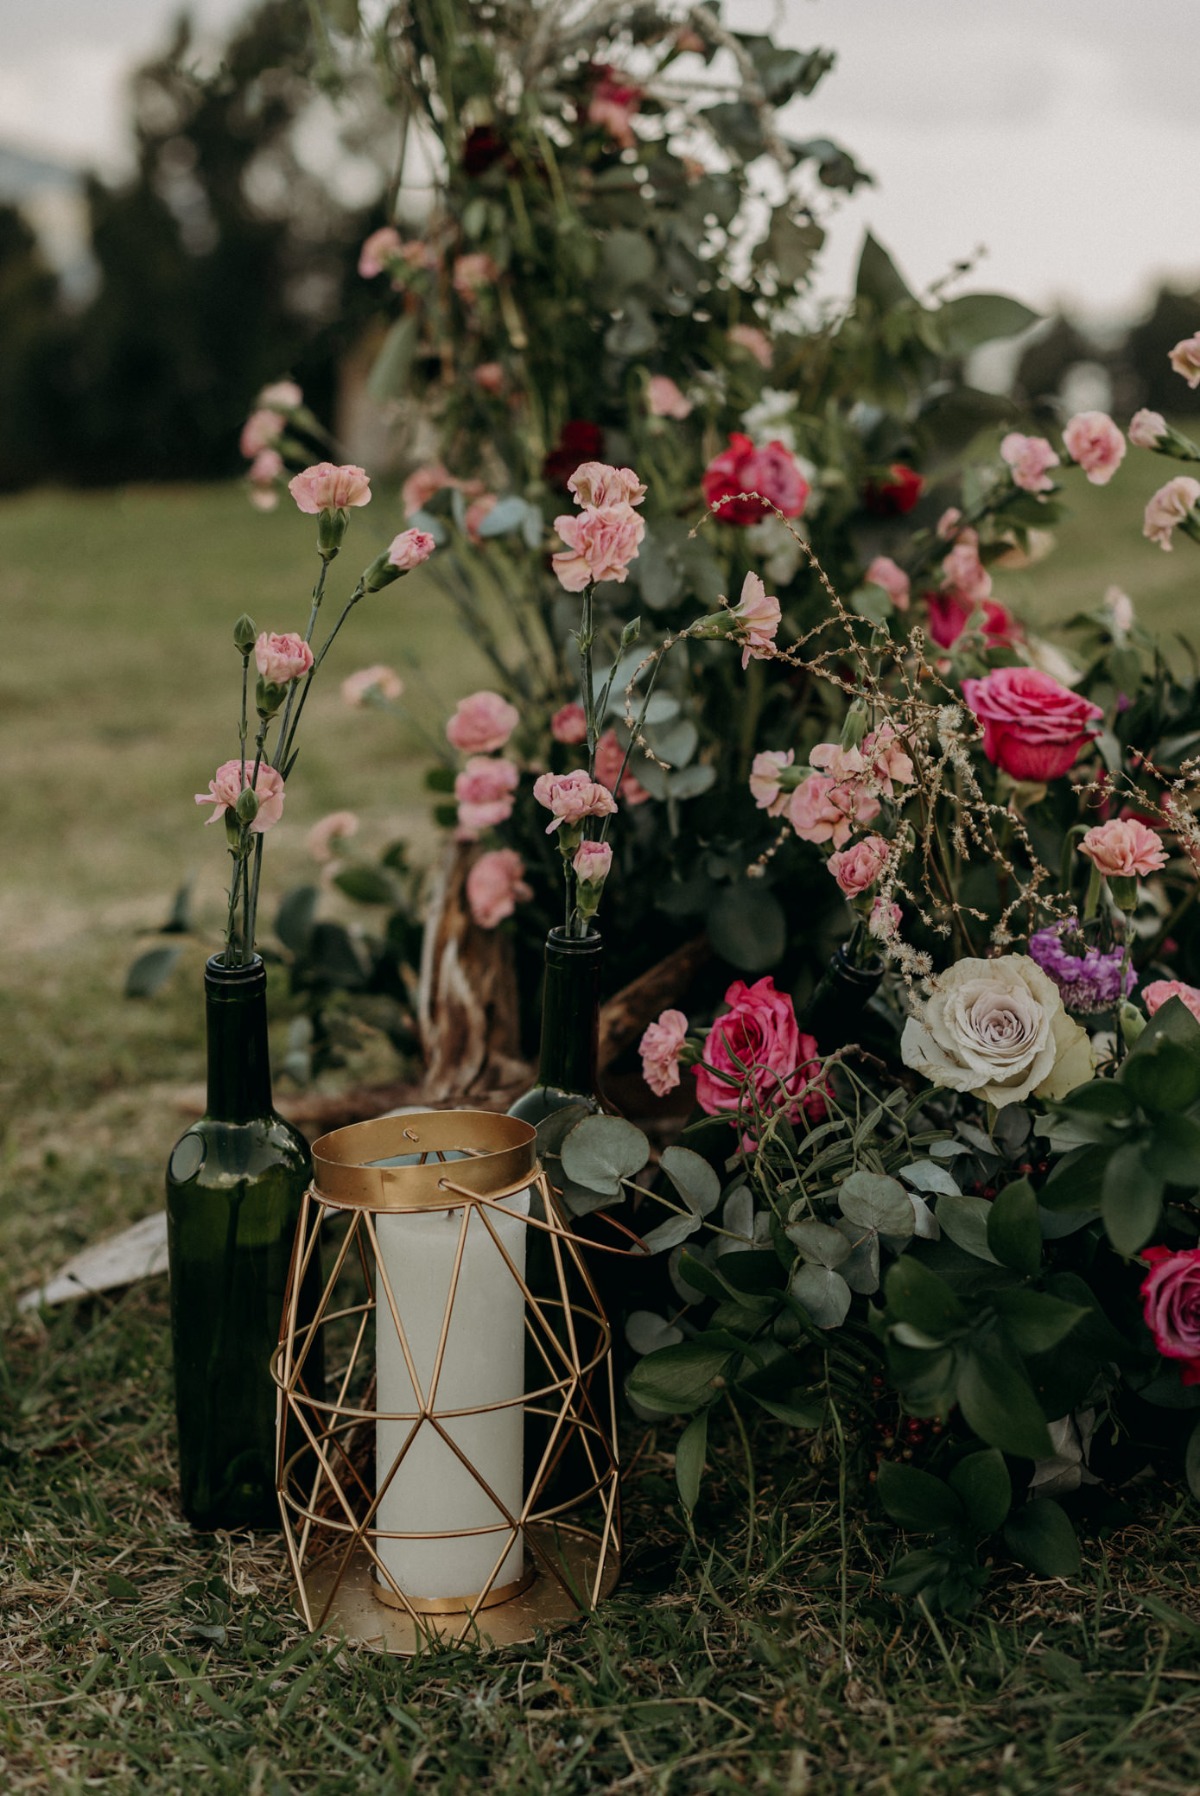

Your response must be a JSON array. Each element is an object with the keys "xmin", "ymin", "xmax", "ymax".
[{"xmin": 272, "ymin": 1110, "xmax": 621, "ymax": 1653}]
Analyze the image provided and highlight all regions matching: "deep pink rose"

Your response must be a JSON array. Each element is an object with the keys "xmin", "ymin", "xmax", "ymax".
[
  {"xmin": 927, "ymin": 592, "xmax": 1019, "ymax": 650},
  {"xmin": 728, "ymin": 324, "xmax": 772, "ymax": 369},
  {"xmin": 550, "ymin": 703, "xmax": 588, "ymax": 746},
  {"xmin": 863, "ymin": 463, "xmax": 923, "ymax": 516},
  {"xmin": 961, "ymin": 666, "xmax": 1103, "ymax": 781},
  {"xmin": 446, "ymin": 690, "xmax": 520, "ymax": 755},
  {"xmin": 864, "ymin": 556, "xmax": 910, "ymax": 611},
  {"xmin": 594, "ymin": 729, "xmax": 650, "ymax": 806},
  {"xmin": 647, "ymin": 375, "xmax": 692, "ymax": 420},
  {"xmin": 255, "ymin": 631, "xmax": 313, "ymax": 684},
  {"xmin": 532, "ymin": 768, "xmax": 618, "ymax": 832},
  {"xmin": 587, "ymin": 67, "xmax": 642, "ymax": 148},
  {"xmin": 195, "ymin": 759, "xmax": 285, "ymax": 833},
  {"xmin": 1063, "ymin": 411, "xmax": 1126, "ymax": 486},
  {"xmin": 386, "ymin": 529, "xmax": 435, "ymax": 571},
  {"xmin": 827, "ymin": 834, "xmax": 890, "ymax": 898},
  {"xmin": 551, "ymin": 504, "xmax": 644, "ymax": 590},
  {"xmin": 1080, "ymin": 818, "xmax": 1168, "ymax": 879},
  {"xmin": 566, "ymin": 462, "xmax": 647, "ymax": 509},
  {"xmin": 288, "ymin": 462, "xmax": 371, "ymax": 513},
  {"xmin": 454, "ymin": 756, "xmax": 520, "ymax": 836},
  {"xmin": 1001, "ymin": 433, "xmax": 1060, "ymax": 495},
  {"xmin": 1141, "ymin": 1246, "xmax": 1200, "ymax": 1384},
  {"xmin": 639, "ymin": 1008, "xmax": 689, "ymax": 1098},
  {"xmin": 702, "ymin": 433, "xmax": 808, "ymax": 525},
  {"xmin": 694, "ymin": 976, "xmax": 825, "ymax": 1128},
  {"xmin": 1143, "ymin": 980, "xmax": 1200, "ymax": 1025},
  {"xmin": 466, "ymin": 849, "xmax": 533, "ymax": 929}
]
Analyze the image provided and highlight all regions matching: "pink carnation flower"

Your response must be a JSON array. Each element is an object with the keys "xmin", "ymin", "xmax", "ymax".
[
  {"xmin": 466, "ymin": 848, "xmax": 533, "ymax": 929},
  {"xmin": 827, "ymin": 834, "xmax": 890, "ymax": 898},
  {"xmin": 809, "ymin": 742, "xmax": 865, "ymax": 784},
  {"xmin": 341, "ymin": 664, "xmax": 403, "ymax": 706},
  {"xmin": 550, "ymin": 703, "xmax": 588, "ymax": 745},
  {"xmin": 936, "ymin": 507, "xmax": 964, "ymax": 541},
  {"xmin": 749, "ymin": 749, "xmax": 794, "ymax": 815},
  {"xmin": 863, "ymin": 556, "xmax": 910, "ymax": 611},
  {"xmin": 1063, "ymin": 411, "xmax": 1126, "ymax": 486},
  {"xmin": 647, "ymin": 375, "xmax": 692, "ymax": 420},
  {"xmin": 551, "ymin": 505, "xmax": 645, "ymax": 590},
  {"xmin": 247, "ymin": 448, "xmax": 283, "ymax": 511},
  {"xmin": 788, "ymin": 774, "xmax": 880, "ymax": 850},
  {"xmin": 1080, "ymin": 818, "xmax": 1168, "ymax": 879},
  {"xmin": 728, "ymin": 323, "xmax": 772, "ymax": 368},
  {"xmin": 473, "ymin": 362, "xmax": 505, "ymax": 395},
  {"xmin": 1141, "ymin": 1245, "xmax": 1200, "ymax": 1385},
  {"xmin": 862, "ymin": 721, "xmax": 915, "ymax": 795},
  {"xmin": 464, "ymin": 494, "xmax": 498, "ymax": 543},
  {"xmin": 729, "ymin": 571, "xmax": 781, "ymax": 668},
  {"xmin": 358, "ymin": 227, "xmax": 404, "ymax": 278},
  {"xmin": 446, "ymin": 690, "xmax": 520, "ymax": 755},
  {"xmin": 307, "ymin": 810, "xmax": 358, "ymax": 863},
  {"xmin": 941, "ymin": 537, "xmax": 992, "ymax": 604},
  {"xmin": 401, "ymin": 462, "xmax": 454, "ymax": 516},
  {"xmin": 258, "ymin": 379, "xmax": 302, "ymax": 410},
  {"xmin": 1169, "ymin": 333, "xmax": 1200, "ymax": 388},
  {"xmin": 195, "ymin": 759, "xmax": 285, "ymax": 833},
  {"xmin": 573, "ymin": 839, "xmax": 614, "ymax": 886},
  {"xmin": 532, "ymin": 768, "xmax": 618, "ymax": 833},
  {"xmin": 1129, "ymin": 409, "xmax": 1167, "ymax": 449},
  {"xmin": 288, "ymin": 462, "xmax": 371, "ymax": 513},
  {"xmin": 454, "ymin": 756, "xmax": 520, "ymax": 837},
  {"xmin": 1144, "ymin": 477, "xmax": 1200, "ymax": 550},
  {"xmin": 239, "ymin": 409, "xmax": 285, "ymax": 459},
  {"xmin": 1144, "ymin": 980, "xmax": 1200, "ymax": 1025},
  {"xmin": 1001, "ymin": 432, "xmax": 1061, "ymax": 495},
  {"xmin": 639, "ymin": 1008, "xmax": 689, "ymax": 1098},
  {"xmin": 255, "ymin": 631, "xmax": 314, "ymax": 684},
  {"xmin": 566, "ymin": 462, "xmax": 647, "ymax": 510},
  {"xmin": 452, "ymin": 252, "xmax": 499, "ymax": 303},
  {"xmin": 386, "ymin": 529, "xmax": 436, "ymax": 571},
  {"xmin": 594, "ymin": 728, "xmax": 650, "ymax": 807}
]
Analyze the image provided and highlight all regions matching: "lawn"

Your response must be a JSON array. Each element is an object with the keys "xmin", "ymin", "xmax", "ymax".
[{"xmin": 4, "ymin": 474, "xmax": 1200, "ymax": 1793}]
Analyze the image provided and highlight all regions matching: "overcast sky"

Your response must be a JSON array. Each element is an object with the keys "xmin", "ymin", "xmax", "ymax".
[{"xmin": 1, "ymin": 0, "xmax": 1195, "ymax": 325}]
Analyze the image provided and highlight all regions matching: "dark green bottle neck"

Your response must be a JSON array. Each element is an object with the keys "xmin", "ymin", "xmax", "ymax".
[
  {"xmin": 536, "ymin": 928, "xmax": 601, "ymax": 1099},
  {"xmin": 204, "ymin": 954, "xmax": 274, "ymax": 1123}
]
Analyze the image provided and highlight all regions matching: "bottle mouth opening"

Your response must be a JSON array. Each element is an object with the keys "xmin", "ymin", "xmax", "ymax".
[
  {"xmin": 205, "ymin": 951, "xmax": 266, "ymax": 990},
  {"xmin": 546, "ymin": 926, "xmax": 603, "ymax": 955}
]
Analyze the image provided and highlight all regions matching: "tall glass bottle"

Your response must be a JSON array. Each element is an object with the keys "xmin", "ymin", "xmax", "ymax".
[
  {"xmin": 801, "ymin": 941, "xmax": 885, "ymax": 1054},
  {"xmin": 166, "ymin": 954, "xmax": 322, "ymax": 1531},
  {"xmin": 508, "ymin": 927, "xmax": 604, "ymax": 1127}
]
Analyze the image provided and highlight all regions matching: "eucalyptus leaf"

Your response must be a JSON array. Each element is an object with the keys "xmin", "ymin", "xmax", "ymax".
[
  {"xmin": 899, "ymin": 1161, "xmax": 961, "ymax": 1197},
  {"xmin": 639, "ymin": 1212, "xmax": 702, "ymax": 1255},
  {"xmin": 625, "ymin": 1310, "xmax": 684, "ymax": 1356},
  {"xmin": 561, "ymin": 1115, "xmax": 650, "ymax": 1196},
  {"xmin": 785, "ymin": 1219, "xmax": 852, "ymax": 1269},
  {"xmin": 838, "ymin": 1171, "xmax": 914, "ymax": 1234},
  {"xmin": 124, "ymin": 945, "xmax": 183, "ymax": 999},
  {"xmin": 660, "ymin": 1146, "xmax": 721, "ymax": 1217},
  {"xmin": 788, "ymin": 1263, "xmax": 852, "ymax": 1329}
]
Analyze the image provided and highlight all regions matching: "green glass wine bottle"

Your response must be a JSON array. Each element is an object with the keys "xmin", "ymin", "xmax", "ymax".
[
  {"xmin": 508, "ymin": 927, "xmax": 604, "ymax": 1129},
  {"xmin": 166, "ymin": 954, "xmax": 323, "ymax": 1531},
  {"xmin": 801, "ymin": 942, "xmax": 884, "ymax": 1054}
]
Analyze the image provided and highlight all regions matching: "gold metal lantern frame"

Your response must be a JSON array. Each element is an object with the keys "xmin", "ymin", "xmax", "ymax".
[{"xmin": 272, "ymin": 1111, "xmax": 621, "ymax": 1653}]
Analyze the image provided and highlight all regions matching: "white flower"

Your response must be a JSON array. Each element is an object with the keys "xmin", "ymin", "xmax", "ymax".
[
  {"xmin": 741, "ymin": 388, "xmax": 798, "ymax": 451},
  {"xmin": 745, "ymin": 514, "xmax": 805, "ymax": 585},
  {"xmin": 900, "ymin": 954, "xmax": 1093, "ymax": 1109}
]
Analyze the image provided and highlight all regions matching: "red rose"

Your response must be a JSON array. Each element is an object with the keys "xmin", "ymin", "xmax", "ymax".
[
  {"xmin": 542, "ymin": 420, "xmax": 605, "ymax": 489},
  {"xmin": 864, "ymin": 463, "xmax": 924, "ymax": 515},
  {"xmin": 1141, "ymin": 1246, "xmax": 1200, "ymax": 1385},
  {"xmin": 960, "ymin": 665, "xmax": 1103, "ymax": 782},
  {"xmin": 702, "ymin": 433, "xmax": 809, "ymax": 526},
  {"xmin": 926, "ymin": 592, "xmax": 1021, "ymax": 651},
  {"xmin": 694, "ymin": 975, "xmax": 825, "ymax": 1129}
]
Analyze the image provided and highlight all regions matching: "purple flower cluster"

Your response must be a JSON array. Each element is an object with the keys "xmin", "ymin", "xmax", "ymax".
[{"xmin": 1028, "ymin": 924, "xmax": 1136, "ymax": 1014}]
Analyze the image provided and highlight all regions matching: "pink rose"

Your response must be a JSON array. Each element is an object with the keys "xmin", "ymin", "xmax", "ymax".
[
  {"xmin": 195, "ymin": 759, "xmax": 285, "ymax": 833},
  {"xmin": 827, "ymin": 834, "xmax": 890, "ymax": 898},
  {"xmin": 573, "ymin": 839, "xmax": 613, "ymax": 886},
  {"xmin": 749, "ymin": 749, "xmax": 794, "ymax": 815},
  {"xmin": 788, "ymin": 774, "xmax": 880, "ymax": 850},
  {"xmin": 255, "ymin": 631, "xmax": 314, "ymax": 684},
  {"xmin": 532, "ymin": 768, "xmax": 618, "ymax": 833},
  {"xmin": 961, "ymin": 665, "xmax": 1103, "ymax": 782},
  {"xmin": 729, "ymin": 571, "xmax": 781, "ymax": 668},
  {"xmin": 702, "ymin": 434, "xmax": 808, "ymax": 525},
  {"xmin": 307, "ymin": 810, "xmax": 359, "ymax": 863},
  {"xmin": 728, "ymin": 323, "xmax": 773, "ymax": 369},
  {"xmin": 647, "ymin": 375, "xmax": 692, "ymax": 420},
  {"xmin": 385, "ymin": 529, "xmax": 436, "ymax": 572},
  {"xmin": 1144, "ymin": 980, "xmax": 1200, "ymax": 1025},
  {"xmin": 466, "ymin": 849, "xmax": 533, "ymax": 929},
  {"xmin": 473, "ymin": 362, "xmax": 505, "ymax": 395},
  {"xmin": 239, "ymin": 409, "xmax": 285, "ymax": 459},
  {"xmin": 1063, "ymin": 411, "xmax": 1126, "ymax": 486},
  {"xmin": 452, "ymin": 252, "xmax": 499, "ymax": 303},
  {"xmin": 936, "ymin": 507, "xmax": 964, "ymax": 541},
  {"xmin": 258, "ymin": 380, "xmax": 302, "ymax": 410},
  {"xmin": 695, "ymin": 976, "xmax": 825, "ymax": 1127},
  {"xmin": 927, "ymin": 592, "xmax": 1018, "ymax": 651},
  {"xmin": 587, "ymin": 69, "xmax": 641, "ymax": 148},
  {"xmin": 864, "ymin": 556, "xmax": 910, "ymax": 611},
  {"xmin": 1001, "ymin": 432, "xmax": 1061, "ymax": 495},
  {"xmin": 639, "ymin": 1008, "xmax": 689, "ymax": 1098},
  {"xmin": 594, "ymin": 728, "xmax": 650, "ymax": 806},
  {"xmin": 1080, "ymin": 818, "xmax": 1168, "ymax": 879},
  {"xmin": 550, "ymin": 703, "xmax": 588, "ymax": 746},
  {"xmin": 288, "ymin": 462, "xmax": 371, "ymax": 513},
  {"xmin": 401, "ymin": 462, "xmax": 454, "ymax": 516},
  {"xmin": 446, "ymin": 689, "xmax": 520, "ymax": 755},
  {"xmin": 1140, "ymin": 1246, "xmax": 1200, "ymax": 1385},
  {"xmin": 1169, "ymin": 333, "xmax": 1200, "ymax": 388},
  {"xmin": 342, "ymin": 664, "xmax": 403, "ymax": 706},
  {"xmin": 862, "ymin": 722, "xmax": 915, "ymax": 795},
  {"xmin": 551, "ymin": 504, "xmax": 645, "ymax": 590},
  {"xmin": 566, "ymin": 462, "xmax": 647, "ymax": 510},
  {"xmin": 1129, "ymin": 409, "xmax": 1167, "ymax": 449},
  {"xmin": 940, "ymin": 537, "xmax": 992, "ymax": 604},
  {"xmin": 454, "ymin": 756, "xmax": 520, "ymax": 836},
  {"xmin": 1144, "ymin": 477, "xmax": 1200, "ymax": 550},
  {"xmin": 358, "ymin": 227, "xmax": 403, "ymax": 277}
]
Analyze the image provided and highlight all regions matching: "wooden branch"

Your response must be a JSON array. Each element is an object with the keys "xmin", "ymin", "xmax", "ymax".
[{"xmin": 597, "ymin": 933, "xmax": 710, "ymax": 1069}]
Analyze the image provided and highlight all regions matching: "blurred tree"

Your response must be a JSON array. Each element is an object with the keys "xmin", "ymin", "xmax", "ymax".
[
  {"xmin": 1118, "ymin": 283, "xmax": 1200, "ymax": 418},
  {"xmin": 0, "ymin": 205, "xmax": 71, "ymax": 489}
]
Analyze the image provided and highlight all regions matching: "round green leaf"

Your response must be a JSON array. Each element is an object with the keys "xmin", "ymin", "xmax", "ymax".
[
  {"xmin": 788, "ymin": 1263, "xmax": 852, "ymax": 1329},
  {"xmin": 561, "ymin": 1115, "xmax": 650, "ymax": 1196},
  {"xmin": 838, "ymin": 1171, "xmax": 914, "ymax": 1235},
  {"xmin": 660, "ymin": 1146, "xmax": 721, "ymax": 1217}
]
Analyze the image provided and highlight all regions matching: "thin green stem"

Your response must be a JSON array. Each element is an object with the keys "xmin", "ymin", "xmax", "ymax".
[{"xmin": 276, "ymin": 584, "xmax": 365, "ymax": 775}]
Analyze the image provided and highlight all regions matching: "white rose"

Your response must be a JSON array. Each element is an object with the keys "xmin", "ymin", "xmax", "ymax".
[{"xmin": 901, "ymin": 954, "xmax": 1093, "ymax": 1109}]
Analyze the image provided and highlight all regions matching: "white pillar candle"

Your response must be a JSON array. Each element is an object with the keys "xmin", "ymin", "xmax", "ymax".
[{"xmin": 373, "ymin": 1174, "xmax": 530, "ymax": 1605}]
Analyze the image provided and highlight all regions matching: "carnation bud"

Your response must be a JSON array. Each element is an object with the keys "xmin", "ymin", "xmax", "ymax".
[
  {"xmin": 362, "ymin": 549, "xmax": 402, "ymax": 593},
  {"xmin": 235, "ymin": 785, "xmax": 261, "ymax": 825},
  {"xmin": 256, "ymin": 675, "xmax": 287, "ymax": 717},
  {"xmin": 233, "ymin": 613, "xmax": 258, "ymax": 653},
  {"xmin": 840, "ymin": 702, "xmax": 868, "ymax": 752},
  {"xmin": 318, "ymin": 506, "xmax": 349, "ymax": 556},
  {"xmin": 1119, "ymin": 1000, "xmax": 1147, "ymax": 1048}
]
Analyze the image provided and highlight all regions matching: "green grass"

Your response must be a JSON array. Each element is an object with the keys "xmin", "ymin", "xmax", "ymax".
[{"xmin": 5, "ymin": 474, "xmax": 1200, "ymax": 1792}]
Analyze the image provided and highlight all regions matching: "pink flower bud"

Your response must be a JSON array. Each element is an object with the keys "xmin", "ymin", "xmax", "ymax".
[
  {"xmin": 573, "ymin": 839, "xmax": 613, "ymax": 886},
  {"xmin": 1129, "ymin": 409, "xmax": 1167, "ymax": 449},
  {"xmin": 387, "ymin": 528, "xmax": 436, "ymax": 571}
]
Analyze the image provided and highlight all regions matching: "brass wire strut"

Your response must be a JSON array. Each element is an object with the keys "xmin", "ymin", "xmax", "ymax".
[{"xmin": 272, "ymin": 1111, "xmax": 622, "ymax": 1653}]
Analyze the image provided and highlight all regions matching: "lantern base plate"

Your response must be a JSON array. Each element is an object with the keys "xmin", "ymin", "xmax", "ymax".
[{"xmin": 298, "ymin": 1523, "xmax": 620, "ymax": 1654}]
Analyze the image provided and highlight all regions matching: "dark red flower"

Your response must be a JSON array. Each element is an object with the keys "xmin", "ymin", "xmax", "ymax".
[
  {"xmin": 701, "ymin": 433, "xmax": 809, "ymax": 526},
  {"xmin": 864, "ymin": 463, "xmax": 924, "ymax": 516},
  {"xmin": 462, "ymin": 126, "xmax": 509, "ymax": 177},
  {"xmin": 926, "ymin": 591, "xmax": 1021, "ymax": 650},
  {"xmin": 542, "ymin": 419, "xmax": 605, "ymax": 489}
]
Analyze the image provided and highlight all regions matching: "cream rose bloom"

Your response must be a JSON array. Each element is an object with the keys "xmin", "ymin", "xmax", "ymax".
[{"xmin": 901, "ymin": 954, "xmax": 1093, "ymax": 1109}]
